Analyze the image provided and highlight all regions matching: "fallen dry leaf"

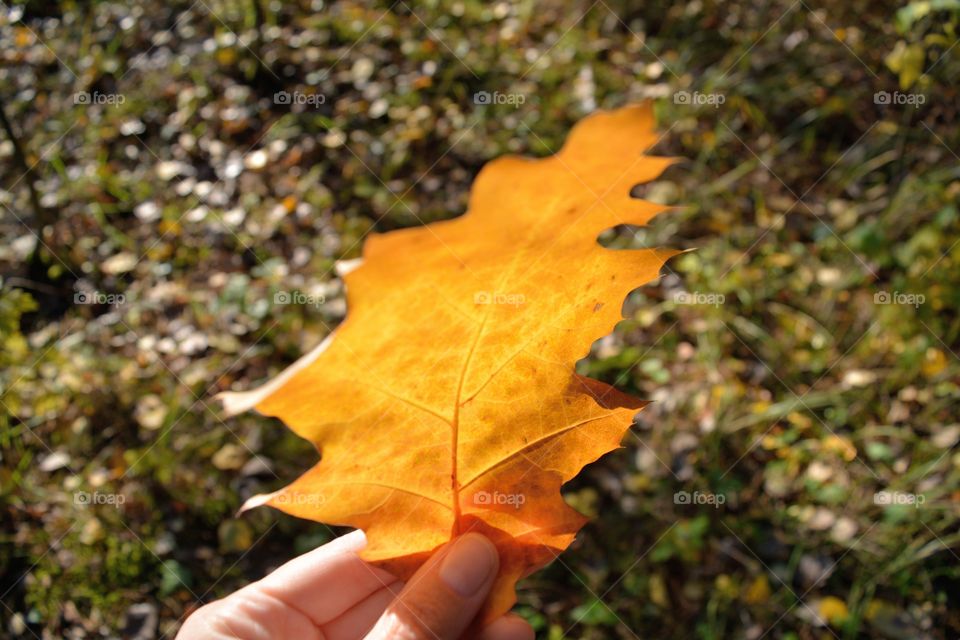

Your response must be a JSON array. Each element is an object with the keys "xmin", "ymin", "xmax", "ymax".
[{"xmin": 220, "ymin": 103, "xmax": 677, "ymax": 622}]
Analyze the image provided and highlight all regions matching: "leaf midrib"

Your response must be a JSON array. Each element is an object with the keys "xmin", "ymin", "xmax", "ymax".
[{"xmin": 448, "ymin": 234, "xmax": 539, "ymax": 534}]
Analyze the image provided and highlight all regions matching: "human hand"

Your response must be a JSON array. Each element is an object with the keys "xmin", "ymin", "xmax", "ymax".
[{"xmin": 177, "ymin": 530, "xmax": 533, "ymax": 640}]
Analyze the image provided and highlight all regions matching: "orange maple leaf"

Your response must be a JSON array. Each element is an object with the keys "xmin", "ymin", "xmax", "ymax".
[{"xmin": 220, "ymin": 103, "xmax": 677, "ymax": 622}]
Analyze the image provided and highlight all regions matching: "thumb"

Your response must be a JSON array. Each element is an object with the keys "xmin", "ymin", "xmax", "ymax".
[{"xmin": 366, "ymin": 533, "xmax": 499, "ymax": 639}]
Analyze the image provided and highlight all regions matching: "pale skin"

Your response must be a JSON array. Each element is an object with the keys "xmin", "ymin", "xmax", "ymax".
[{"xmin": 177, "ymin": 531, "xmax": 534, "ymax": 640}]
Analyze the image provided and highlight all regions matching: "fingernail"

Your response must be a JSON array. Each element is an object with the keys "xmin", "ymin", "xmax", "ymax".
[{"xmin": 439, "ymin": 534, "xmax": 497, "ymax": 597}]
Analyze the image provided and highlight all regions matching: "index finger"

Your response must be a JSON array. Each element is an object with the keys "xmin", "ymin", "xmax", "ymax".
[{"xmin": 249, "ymin": 529, "xmax": 400, "ymax": 626}]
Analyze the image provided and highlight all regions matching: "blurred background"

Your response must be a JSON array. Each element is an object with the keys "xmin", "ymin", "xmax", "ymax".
[{"xmin": 1, "ymin": 0, "xmax": 959, "ymax": 638}]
